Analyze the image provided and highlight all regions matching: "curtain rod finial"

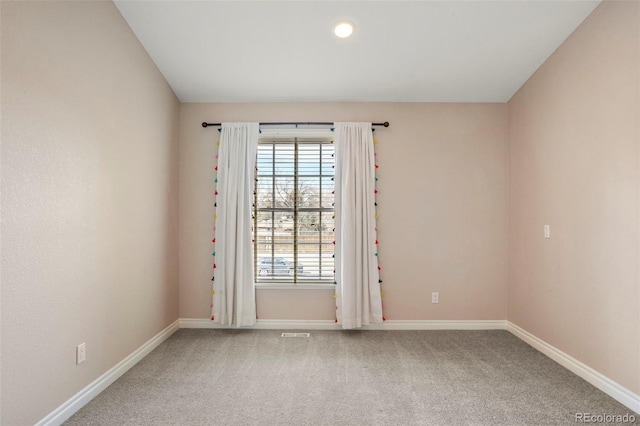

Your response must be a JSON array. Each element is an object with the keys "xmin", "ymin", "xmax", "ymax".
[
  {"xmin": 202, "ymin": 122, "xmax": 209, "ymax": 128},
  {"xmin": 383, "ymin": 122, "xmax": 389, "ymax": 127}
]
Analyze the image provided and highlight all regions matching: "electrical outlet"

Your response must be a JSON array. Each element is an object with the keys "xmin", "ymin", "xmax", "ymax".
[
  {"xmin": 76, "ymin": 343, "xmax": 86, "ymax": 365},
  {"xmin": 432, "ymin": 292, "xmax": 439, "ymax": 304}
]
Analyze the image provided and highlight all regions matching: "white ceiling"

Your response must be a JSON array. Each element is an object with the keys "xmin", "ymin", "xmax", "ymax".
[{"xmin": 114, "ymin": 0, "xmax": 601, "ymax": 103}]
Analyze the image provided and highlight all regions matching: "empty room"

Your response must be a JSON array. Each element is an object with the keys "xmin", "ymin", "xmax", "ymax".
[{"xmin": 1, "ymin": 0, "xmax": 639, "ymax": 425}]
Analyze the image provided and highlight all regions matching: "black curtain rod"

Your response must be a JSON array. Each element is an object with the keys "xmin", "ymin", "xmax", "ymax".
[{"xmin": 201, "ymin": 121, "xmax": 389, "ymax": 128}]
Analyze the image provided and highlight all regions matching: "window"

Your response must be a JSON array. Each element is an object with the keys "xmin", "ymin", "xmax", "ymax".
[{"xmin": 254, "ymin": 137, "xmax": 334, "ymax": 284}]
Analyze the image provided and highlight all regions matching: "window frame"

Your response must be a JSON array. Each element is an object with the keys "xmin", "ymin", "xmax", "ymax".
[{"xmin": 253, "ymin": 134, "xmax": 335, "ymax": 288}]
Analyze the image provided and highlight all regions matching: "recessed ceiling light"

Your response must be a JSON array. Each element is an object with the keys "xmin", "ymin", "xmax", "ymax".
[{"xmin": 334, "ymin": 21, "xmax": 355, "ymax": 38}]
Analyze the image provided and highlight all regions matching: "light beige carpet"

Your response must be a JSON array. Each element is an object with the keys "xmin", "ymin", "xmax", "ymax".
[{"xmin": 66, "ymin": 329, "xmax": 639, "ymax": 425}]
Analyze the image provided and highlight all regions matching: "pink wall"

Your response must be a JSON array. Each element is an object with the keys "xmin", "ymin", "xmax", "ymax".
[
  {"xmin": 179, "ymin": 103, "xmax": 508, "ymax": 321},
  {"xmin": 508, "ymin": 0, "xmax": 640, "ymax": 394},
  {"xmin": 1, "ymin": 2, "xmax": 180, "ymax": 424}
]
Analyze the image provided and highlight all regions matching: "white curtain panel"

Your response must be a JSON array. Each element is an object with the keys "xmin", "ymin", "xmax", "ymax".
[
  {"xmin": 334, "ymin": 122, "xmax": 383, "ymax": 329},
  {"xmin": 212, "ymin": 122, "xmax": 259, "ymax": 326}
]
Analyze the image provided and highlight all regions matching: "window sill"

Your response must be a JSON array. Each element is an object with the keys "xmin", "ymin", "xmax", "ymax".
[{"xmin": 255, "ymin": 283, "xmax": 335, "ymax": 290}]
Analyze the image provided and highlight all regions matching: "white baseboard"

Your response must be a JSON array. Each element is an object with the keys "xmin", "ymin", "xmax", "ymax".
[
  {"xmin": 364, "ymin": 320, "xmax": 506, "ymax": 330},
  {"xmin": 180, "ymin": 318, "xmax": 339, "ymax": 329},
  {"xmin": 507, "ymin": 321, "xmax": 640, "ymax": 415},
  {"xmin": 179, "ymin": 318, "xmax": 507, "ymax": 330},
  {"xmin": 36, "ymin": 319, "xmax": 180, "ymax": 426}
]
